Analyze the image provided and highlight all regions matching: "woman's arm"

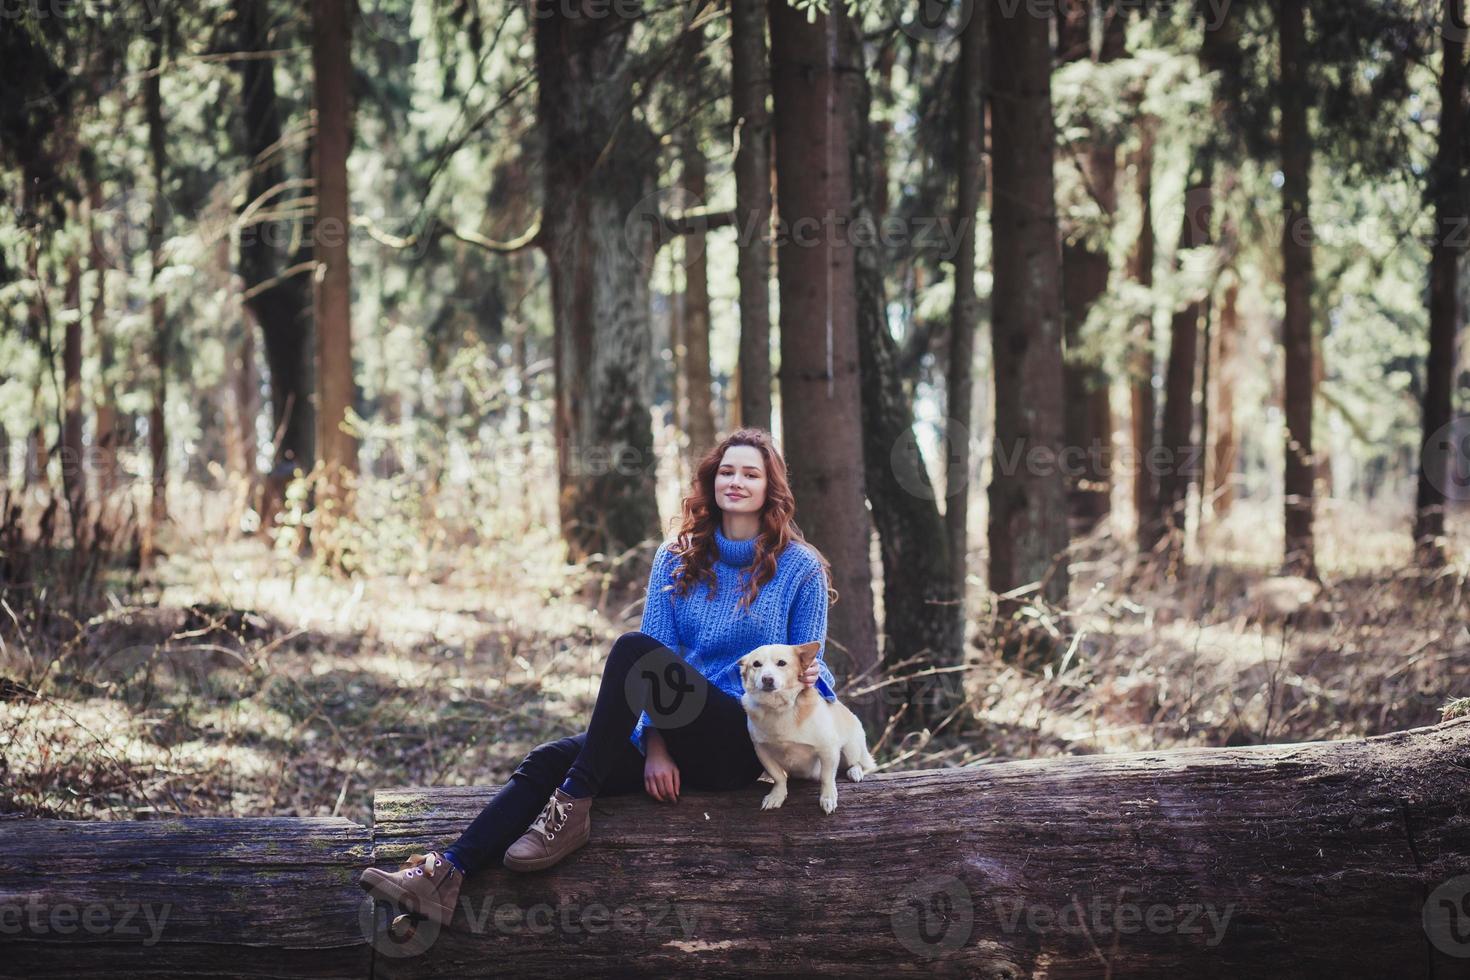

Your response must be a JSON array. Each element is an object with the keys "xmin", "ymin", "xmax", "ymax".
[
  {"xmin": 631, "ymin": 546, "xmax": 681, "ymax": 755},
  {"xmin": 789, "ymin": 560, "xmax": 838, "ymax": 701},
  {"xmin": 639, "ymin": 544, "xmax": 681, "ymax": 649},
  {"xmin": 643, "ymin": 729, "xmax": 680, "ymax": 803}
]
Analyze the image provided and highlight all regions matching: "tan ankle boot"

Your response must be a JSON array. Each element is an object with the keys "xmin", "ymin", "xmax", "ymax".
[
  {"xmin": 359, "ymin": 851, "xmax": 463, "ymax": 926},
  {"xmin": 503, "ymin": 789, "xmax": 591, "ymax": 872}
]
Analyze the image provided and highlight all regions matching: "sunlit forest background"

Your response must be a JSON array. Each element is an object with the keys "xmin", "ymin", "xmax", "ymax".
[{"xmin": 2, "ymin": 0, "xmax": 1468, "ymax": 822}]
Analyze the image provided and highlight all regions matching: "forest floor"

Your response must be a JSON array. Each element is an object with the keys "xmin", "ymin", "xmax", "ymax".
[{"xmin": 3, "ymin": 490, "xmax": 1467, "ymax": 825}]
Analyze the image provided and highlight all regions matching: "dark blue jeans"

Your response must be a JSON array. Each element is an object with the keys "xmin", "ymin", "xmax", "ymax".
[{"xmin": 447, "ymin": 630, "xmax": 765, "ymax": 874}]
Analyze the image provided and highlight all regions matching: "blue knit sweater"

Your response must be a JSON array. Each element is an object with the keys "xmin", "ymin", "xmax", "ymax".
[{"xmin": 631, "ymin": 526, "xmax": 837, "ymax": 755}]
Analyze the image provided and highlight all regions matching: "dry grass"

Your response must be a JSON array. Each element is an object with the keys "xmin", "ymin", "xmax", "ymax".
[{"xmin": 2, "ymin": 479, "xmax": 1466, "ymax": 825}]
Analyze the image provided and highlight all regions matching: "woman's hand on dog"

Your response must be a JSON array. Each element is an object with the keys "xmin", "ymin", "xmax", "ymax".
[
  {"xmin": 801, "ymin": 661, "xmax": 820, "ymax": 688},
  {"xmin": 643, "ymin": 734, "xmax": 680, "ymax": 803}
]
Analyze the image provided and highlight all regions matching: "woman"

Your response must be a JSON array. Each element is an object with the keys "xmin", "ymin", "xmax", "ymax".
[{"xmin": 358, "ymin": 427, "xmax": 840, "ymax": 925}]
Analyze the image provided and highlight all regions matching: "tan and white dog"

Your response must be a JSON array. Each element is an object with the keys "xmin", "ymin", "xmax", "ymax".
[{"xmin": 737, "ymin": 641, "xmax": 877, "ymax": 814}]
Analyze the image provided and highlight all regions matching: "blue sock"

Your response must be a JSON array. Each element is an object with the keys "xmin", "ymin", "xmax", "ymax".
[
  {"xmin": 441, "ymin": 849, "xmax": 467, "ymax": 875},
  {"xmin": 558, "ymin": 773, "xmax": 593, "ymax": 799}
]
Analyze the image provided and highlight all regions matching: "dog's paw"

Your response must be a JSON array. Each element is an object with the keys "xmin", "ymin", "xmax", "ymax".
[
  {"xmin": 819, "ymin": 790, "xmax": 838, "ymax": 814},
  {"xmin": 846, "ymin": 765, "xmax": 864, "ymax": 783},
  {"xmin": 760, "ymin": 788, "xmax": 787, "ymax": 810}
]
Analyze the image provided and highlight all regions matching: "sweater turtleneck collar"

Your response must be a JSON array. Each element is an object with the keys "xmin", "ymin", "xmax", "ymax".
[{"xmin": 714, "ymin": 525, "xmax": 758, "ymax": 568}]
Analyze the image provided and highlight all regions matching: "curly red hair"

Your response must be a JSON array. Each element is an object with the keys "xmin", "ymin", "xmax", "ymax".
[{"xmin": 666, "ymin": 428, "xmax": 838, "ymax": 611}]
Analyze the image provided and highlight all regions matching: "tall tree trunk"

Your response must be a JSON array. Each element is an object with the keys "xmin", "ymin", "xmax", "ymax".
[
  {"xmin": 87, "ymin": 174, "xmax": 118, "ymax": 499},
  {"xmin": 62, "ymin": 234, "xmax": 86, "ymax": 537},
  {"xmin": 1279, "ymin": 0, "xmax": 1316, "ymax": 577},
  {"xmin": 947, "ymin": 9, "xmax": 982, "ymax": 602},
  {"xmin": 23, "ymin": 185, "xmax": 50, "ymax": 492},
  {"xmin": 847, "ymin": 18, "xmax": 963, "ymax": 732},
  {"xmin": 987, "ymin": 0, "xmax": 1069, "ymax": 607},
  {"xmin": 1147, "ymin": 160, "xmax": 1213, "ymax": 561},
  {"xmin": 235, "ymin": 0, "xmax": 315, "ymax": 522},
  {"xmin": 769, "ymin": 0, "xmax": 880, "ymax": 725},
  {"xmin": 671, "ymin": 5, "xmax": 720, "ymax": 448},
  {"xmin": 1129, "ymin": 118, "xmax": 1158, "ymax": 548},
  {"xmin": 536, "ymin": 0, "xmax": 660, "ymax": 561},
  {"xmin": 670, "ymin": 249, "xmax": 687, "ymax": 453},
  {"xmin": 1414, "ymin": 0, "xmax": 1464, "ymax": 566},
  {"xmin": 221, "ymin": 238, "xmax": 260, "ymax": 509},
  {"xmin": 1195, "ymin": 288, "xmax": 1214, "ymax": 534},
  {"xmin": 732, "ymin": 0, "xmax": 773, "ymax": 432},
  {"xmin": 1210, "ymin": 276, "xmax": 1240, "ymax": 517},
  {"xmin": 680, "ymin": 142, "xmax": 716, "ymax": 453},
  {"xmin": 1059, "ymin": 0, "xmax": 1125, "ymax": 535},
  {"xmin": 312, "ymin": 0, "xmax": 357, "ymax": 513},
  {"xmin": 144, "ymin": 15, "xmax": 170, "ymax": 556}
]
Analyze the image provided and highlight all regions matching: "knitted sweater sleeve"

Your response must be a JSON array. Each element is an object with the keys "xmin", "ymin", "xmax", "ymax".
[
  {"xmin": 631, "ymin": 544, "xmax": 680, "ymax": 755},
  {"xmin": 789, "ymin": 553, "xmax": 837, "ymax": 703}
]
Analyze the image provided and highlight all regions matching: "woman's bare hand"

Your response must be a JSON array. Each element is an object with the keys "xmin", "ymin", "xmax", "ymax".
[
  {"xmin": 801, "ymin": 661, "xmax": 820, "ymax": 688},
  {"xmin": 644, "ymin": 738, "xmax": 680, "ymax": 803}
]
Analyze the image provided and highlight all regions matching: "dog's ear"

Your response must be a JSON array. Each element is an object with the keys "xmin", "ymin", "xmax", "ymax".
[{"xmin": 794, "ymin": 641, "xmax": 820, "ymax": 667}]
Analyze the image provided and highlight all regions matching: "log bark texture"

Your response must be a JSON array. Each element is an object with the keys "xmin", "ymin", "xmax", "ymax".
[
  {"xmin": 3, "ymin": 721, "xmax": 1468, "ymax": 978},
  {"xmin": 368, "ymin": 719, "xmax": 1470, "ymax": 978},
  {"xmin": 0, "ymin": 816, "xmax": 372, "ymax": 979}
]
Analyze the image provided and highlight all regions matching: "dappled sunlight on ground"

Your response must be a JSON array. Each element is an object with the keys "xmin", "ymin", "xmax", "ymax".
[{"xmin": 3, "ymin": 492, "xmax": 1465, "ymax": 822}]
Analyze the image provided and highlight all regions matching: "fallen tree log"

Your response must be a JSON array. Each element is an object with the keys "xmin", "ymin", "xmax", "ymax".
[
  {"xmin": 2, "ymin": 720, "xmax": 1466, "ymax": 978},
  {"xmin": 0, "ymin": 816, "xmax": 372, "ymax": 979},
  {"xmin": 368, "ymin": 718, "xmax": 1470, "ymax": 979}
]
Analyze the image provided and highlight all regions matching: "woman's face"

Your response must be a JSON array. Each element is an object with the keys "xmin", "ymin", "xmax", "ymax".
[{"xmin": 715, "ymin": 445, "xmax": 768, "ymax": 516}]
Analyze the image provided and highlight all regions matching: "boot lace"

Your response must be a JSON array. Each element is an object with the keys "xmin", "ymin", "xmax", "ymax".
[
  {"xmin": 527, "ymin": 794, "xmax": 573, "ymax": 841},
  {"xmin": 403, "ymin": 852, "xmax": 449, "ymax": 879}
]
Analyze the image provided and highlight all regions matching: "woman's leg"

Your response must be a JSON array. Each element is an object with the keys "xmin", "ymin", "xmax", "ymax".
[
  {"xmin": 658, "ymin": 683, "xmax": 766, "ymax": 792},
  {"xmin": 560, "ymin": 630, "xmax": 706, "ymax": 796},
  {"xmin": 446, "ymin": 730, "xmax": 644, "ymax": 875}
]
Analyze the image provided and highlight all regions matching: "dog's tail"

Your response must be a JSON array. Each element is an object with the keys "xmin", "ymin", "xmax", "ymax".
[{"xmin": 845, "ymin": 739, "xmax": 877, "ymax": 781}]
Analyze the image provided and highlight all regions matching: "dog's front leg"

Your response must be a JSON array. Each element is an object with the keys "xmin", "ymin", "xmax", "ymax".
[
  {"xmin": 753, "ymin": 742, "xmax": 788, "ymax": 810},
  {"xmin": 817, "ymin": 748, "xmax": 841, "ymax": 814}
]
